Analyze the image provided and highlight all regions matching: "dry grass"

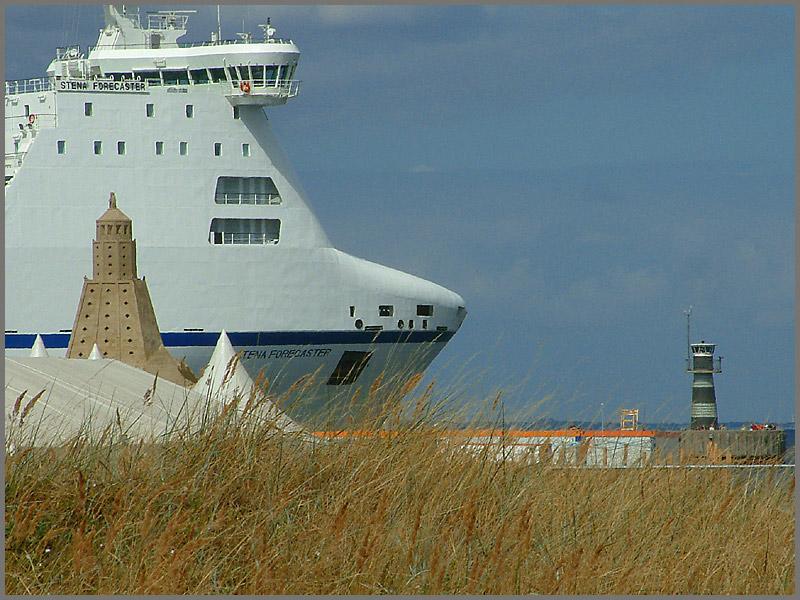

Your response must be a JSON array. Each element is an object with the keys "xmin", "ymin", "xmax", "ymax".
[{"xmin": 4, "ymin": 389, "xmax": 795, "ymax": 595}]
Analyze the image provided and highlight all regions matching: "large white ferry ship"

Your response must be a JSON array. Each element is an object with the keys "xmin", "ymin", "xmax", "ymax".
[{"xmin": 4, "ymin": 5, "xmax": 467, "ymax": 422}]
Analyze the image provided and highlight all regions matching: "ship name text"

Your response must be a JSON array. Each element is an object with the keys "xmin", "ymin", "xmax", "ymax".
[
  {"xmin": 241, "ymin": 347, "xmax": 333, "ymax": 361},
  {"xmin": 58, "ymin": 80, "xmax": 148, "ymax": 93}
]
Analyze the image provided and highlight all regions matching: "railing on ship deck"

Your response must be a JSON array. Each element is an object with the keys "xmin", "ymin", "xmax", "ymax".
[
  {"xmin": 84, "ymin": 38, "xmax": 295, "ymax": 53},
  {"xmin": 6, "ymin": 76, "xmax": 298, "ymax": 97},
  {"xmin": 5, "ymin": 78, "xmax": 54, "ymax": 95}
]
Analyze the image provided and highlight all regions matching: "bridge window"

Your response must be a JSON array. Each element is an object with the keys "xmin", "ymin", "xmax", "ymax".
[
  {"xmin": 146, "ymin": 103, "xmax": 154, "ymax": 117},
  {"xmin": 163, "ymin": 70, "xmax": 189, "ymax": 85},
  {"xmin": 208, "ymin": 218, "xmax": 281, "ymax": 245},
  {"xmin": 327, "ymin": 351, "xmax": 372, "ymax": 385},
  {"xmin": 242, "ymin": 143, "xmax": 250, "ymax": 157},
  {"xmin": 135, "ymin": 71, "xmax": 160, "ymax": 84},
  {"xmin": 215, "ymin": 176, "xmax": 281, "ymax": 205},
  {"xmin": 179, "ymin": 141, "xmax": 188, "ymax": 156},
  {"xmin": 227, "ymin": 66, "xmax": 239, "ymax": 82},
  {"xmin": 185, "ymin": 104, "xmax": 194, "ymax": 118},
  {"xmin": 265, "ymin": 65, "xmax": 277, "ymax": 81},
  {"xmin": 190, "ymin": 68, "xmax": 209, "ymax": 84},
  {"xmin": 93, "ymin": 140, "xmax": 102, "ymax": 155},
  {"xmin": 117, "ymin": 141, "xmax": 126, "ymax": 155},
  {"xmin": 57, "ymin": 140, "xmax": 66, "ymax": 154},
  {"xmin": 209, "ymin": 67, "xmax": 226, "ymax": 83},
  {"xmin": 84, "ymin": 102, "xmax": 93, "ymax": 116},
  {"xmin": 155, "ymin": 141, "xmax": 164, "ymax": 155},
  {"xmin": 214, "ymin": 142, "xmax": 222, "ymax": 156},
  {"xmin": 251, "ymin": 65, "xmax": 264, "ymax": 83}
]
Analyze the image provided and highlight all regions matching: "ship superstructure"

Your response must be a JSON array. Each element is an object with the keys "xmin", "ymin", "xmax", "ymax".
[{"xmin": 4, "ymin": 5, "xmax": 466, "ymax": 423}]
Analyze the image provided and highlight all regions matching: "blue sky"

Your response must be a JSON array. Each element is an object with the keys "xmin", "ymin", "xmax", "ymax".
[{"xmin": 5, "ymin": 4, "xmax": 795, "ymax": 423}]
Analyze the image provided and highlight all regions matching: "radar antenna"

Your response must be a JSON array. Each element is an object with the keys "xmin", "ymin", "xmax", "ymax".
[{"xmin": 259, "ymin": 18, "xmax": 276, "ymax": 41}]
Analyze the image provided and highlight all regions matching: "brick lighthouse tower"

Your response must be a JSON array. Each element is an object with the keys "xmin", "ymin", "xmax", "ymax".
[{"xmin": 66, "ymin": 193, "xmax": 195, "ymax": 385}]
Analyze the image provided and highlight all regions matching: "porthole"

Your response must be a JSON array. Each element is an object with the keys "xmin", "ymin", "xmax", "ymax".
[
  {"xmin": 355, "ymin": 319, "xmax": 363, "ymax": 330},
  {"xmin": 398, "ymin": 320, "xmax": 404, "ymax": 329}
]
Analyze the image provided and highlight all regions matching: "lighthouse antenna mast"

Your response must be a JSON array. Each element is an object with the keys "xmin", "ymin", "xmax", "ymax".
[{"xmin": 684, "ymin": 305, "xmax": 692, "ymax": 370}]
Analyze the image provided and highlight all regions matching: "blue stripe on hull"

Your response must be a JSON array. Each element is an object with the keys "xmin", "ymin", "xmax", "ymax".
[{"xmin": 4, "ymin": 329, "xmax": 455, "ymax": 349}]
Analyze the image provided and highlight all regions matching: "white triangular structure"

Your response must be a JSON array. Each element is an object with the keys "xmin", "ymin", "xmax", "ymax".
[
  {"xmin": 29, "ymin": 335, "xmax": 49, "ymax": 358},
  {"xmin": 88, "ymin": 343, "xmax": 103, "ymax": 360},
  {"xmin": 192, "ymin": 330, "xmax": 306, "ymax": 434}
]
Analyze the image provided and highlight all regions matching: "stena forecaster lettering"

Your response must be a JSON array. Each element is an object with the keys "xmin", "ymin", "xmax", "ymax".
[
  {"xmin": 240, "ymin": 348, "xmax": 333, "ymax": 361},
  {"xmin": 58, "ymin": 79, "xmax": 147, "ymax": 93}
]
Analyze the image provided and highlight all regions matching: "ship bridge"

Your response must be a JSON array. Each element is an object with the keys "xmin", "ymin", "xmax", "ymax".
[{"xmin": 44, "ymin": 5, "xmax": 301, "ymax": 107}]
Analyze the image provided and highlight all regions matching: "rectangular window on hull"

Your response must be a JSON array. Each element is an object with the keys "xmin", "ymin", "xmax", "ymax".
[
  {"xmin": 146, "ymin": 103, "xmax": 154, "ymax": 117},
  {"xmin": 242, "ymin": 143, "xmax": 250, "ymax": 157},
  {"xmin": 84, "ymin": 102, "xmax": 93, "ymax": 116},
  {"xmin": 208, "ymin": 218, "xmax": 281, "ymax": 245},
  {"xmin": 213, "ymin": 142, "xmax": 222, "ymax": 156},
  {"xmin": 379, "ymin": 305, "xmax": 394, "ymax": 317},
  {"xmin": 233, "ymin": 106, "xmax": 240, "ymax": 119},
  {"xmin": 117, "ymin": 141, "xmax": 126, "ymax": 155},
  {"xmin": 417, "ymin": 304, "xmax": 434, "ymax": 317},
  {"xmin": 214, "ymin": 176, "xmax": 281, "ymax": 205},
  {"xmin": 155, "ymin": 141, "xmax": 164, "ymax": 155},
  {"xmin": 185, "ymin": 104, "xmax": 194, "ymax": 118},
  {"xmin": 93, "ymin": 140, "xmax": 102, "ymax": 155},
  {"xmin": 57, "ymin": 140, "xmax": 66, "ymax": 154},
  {"xmin": 327, "ymin": 351, "xmax": 373, "ymax": 385},
  {"xmin": 179, "ymin": 141, "xmax": 188, "ymax": 156}
]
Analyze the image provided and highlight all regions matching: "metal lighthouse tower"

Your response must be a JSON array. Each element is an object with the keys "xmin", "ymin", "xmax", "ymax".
[{"xmin": 684, "ymin": 308, "xmax": 723, "ymax": 429}]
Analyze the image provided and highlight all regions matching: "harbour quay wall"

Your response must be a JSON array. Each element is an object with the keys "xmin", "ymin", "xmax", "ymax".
[{"xmin": 678, "ymin": 429, "xmax": 786, "ymax": 462}]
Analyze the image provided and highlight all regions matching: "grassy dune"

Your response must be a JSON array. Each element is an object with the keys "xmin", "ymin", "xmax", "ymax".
[{"xmin": 4, "ymin": 391, "xmax": 795, "ymax": 594}]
